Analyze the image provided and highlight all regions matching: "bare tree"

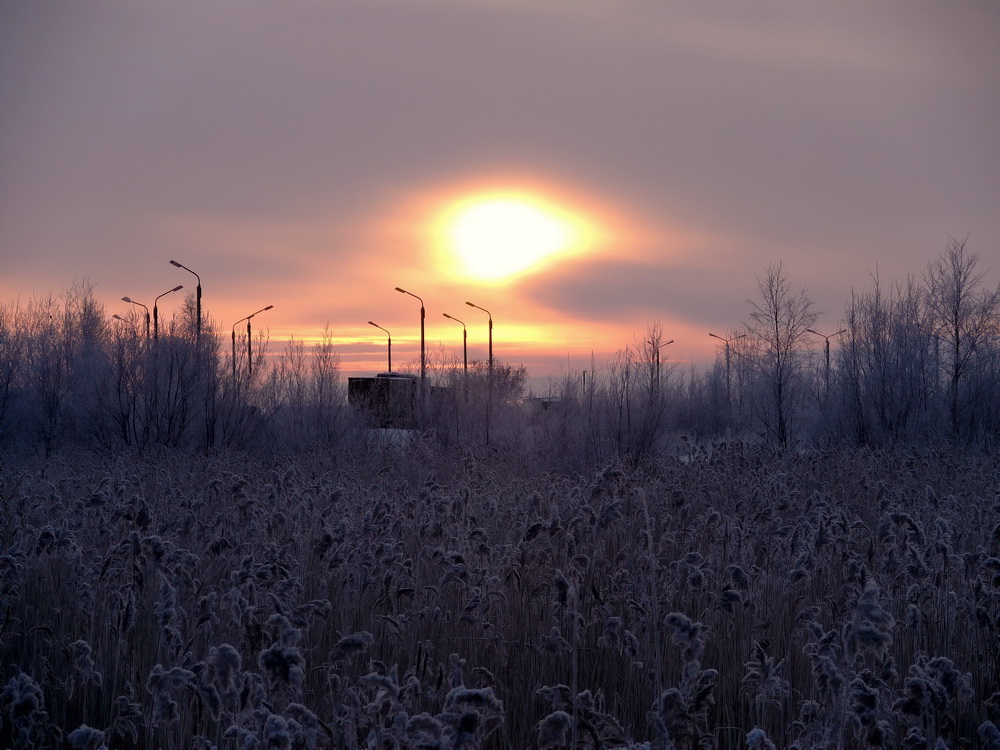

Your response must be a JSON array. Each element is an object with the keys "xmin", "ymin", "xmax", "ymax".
[
  {"xmin": 839, "ymin": 275, "xmax": 936, "ymax": 445},
  {"xmin": 95, "ymin": 312, "xmax": 144, "ymax": 449},
  {"xmin": 0, "ymin": 302, "xmax": 25, "ymax": 445},
  {"xmin": 311, "ymin": 325, "xmax": 347, "ymax": 447},
  {"xmin": 745, "ymin": 263, "xmax": 818, "ymax": 447},
  {"xmin": 631, "ymin": 322, "xmax": 674, "ymax": 461},
  {"xmin": 923, "ymin": 237, "xmax": 1000, "ymax": 438}
]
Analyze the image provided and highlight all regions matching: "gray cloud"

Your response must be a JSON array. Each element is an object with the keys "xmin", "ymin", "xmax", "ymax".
[{"xmin": 1, "ymin": 0, "xmax": 997, "ymax": 370}]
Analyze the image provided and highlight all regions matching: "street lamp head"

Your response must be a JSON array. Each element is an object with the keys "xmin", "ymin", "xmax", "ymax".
[
  {"xmin": 465, "ymin": 301, "xmax": 475, "ymax": 308},
  {"xmin": 368, "ymin": 321, "xmax": 377, "ymax": 327},
  {"xmin": 396, "ymin": 286, "xmax": 424, "ymax": 312},
  {"xmin": 169, "ymin": 260, "xmax": 182, "ymax": 268},
  {"xmin": 443, "ymin": 313, "xmax": 453, "ymax": 320},
  {"xmin": 155, "ymin": 286, "xmax": 183, "ymax": 306},
  {"xmin": 710, "ymin": 332, "xmax": 745, "ymax": 343},
  {"xmin": 122, "ymin": 296, "xmax": 133, "ymax": 303},
  {"xmin": 235, "ymin": 305, "xmax": 274, "ymax": 328}
]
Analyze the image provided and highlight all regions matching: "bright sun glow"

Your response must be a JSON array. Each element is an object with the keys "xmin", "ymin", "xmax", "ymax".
[{"xmin": 439, "ymin": 193, "xmax": 590, "ymax": 282}]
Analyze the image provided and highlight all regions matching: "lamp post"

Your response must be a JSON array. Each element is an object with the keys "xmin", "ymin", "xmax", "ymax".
[
  {"xmin": 368, "ymin": 321, "xmax": 392, "ymax": 373},
  {"xmin": 169, "ymin": 260, "xmax": 201, "ymax": 342},
  {"xmin": 153, "ymin": 285, "xmax": 184, "ymax": 340},
  {"xmin": 465, "ymin": 301, "xmax": 492, "ymax": 375},
  {"xmin": 395, "ymin": 287, "xmax": 425, "ymax": 384},
  {"xmin": 121, "ymin": 297, "xmax": 150, "ymax": 340},
  {"xmin": 914, "ymin": 323, "xmax": 942, "ymax": 397},
  {"xmin": 649, "ymin": 337, "xmax": 674, "ymax": 389},
  {"xmin": 807, "ymin": 328, "xmax": 846, "ymax": 393},
  {"xmin": 232, "ymin": 305, "xmax": 273, "ymax": 381},
  {"xmin": 443, "ymin": 313, "xmax": 468, "ymax": 373},
  {"xmin": 709, "ymin": 332, "xmax": 746, "ymax": 402},
  {"xmin": 113, "ymin": 313, "xmax": 143, "ymax": 344}
]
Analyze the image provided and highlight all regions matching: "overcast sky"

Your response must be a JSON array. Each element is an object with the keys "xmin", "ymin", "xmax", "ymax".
[{"xmin": 2, "ymin": 0, "xmax": 998, "ymax": 379}]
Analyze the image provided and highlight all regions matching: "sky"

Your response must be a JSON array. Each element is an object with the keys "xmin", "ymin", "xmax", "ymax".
[{"xmin": 2, "ymin": 0, "xmax": 998, "ymax": 382}]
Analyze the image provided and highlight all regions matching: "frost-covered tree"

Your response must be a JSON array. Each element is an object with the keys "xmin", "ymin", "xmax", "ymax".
[
  {"xmin": 745, "ymin": 263, "xmax": 818, "ymax": 447},
  {"xmin": 922, "ymin": 237, "xmax": 1000, "ymax": 439}
]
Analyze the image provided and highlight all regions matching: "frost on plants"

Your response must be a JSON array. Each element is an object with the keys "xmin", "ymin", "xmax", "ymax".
[{"xmin": 1, "ymin": 446, "xmax": 997, "ymax": 748}]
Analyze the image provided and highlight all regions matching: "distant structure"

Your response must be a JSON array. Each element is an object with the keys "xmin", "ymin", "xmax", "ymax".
[
  {"xmin": 525, "ymin": 395, "xmax": 562, "ymax": 415},
  {"xmin": 347, "ymin": 372, "xmax": 418, "ymax": 429}
]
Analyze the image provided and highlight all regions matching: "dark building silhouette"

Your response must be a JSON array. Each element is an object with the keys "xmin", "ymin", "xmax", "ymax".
[{"xmin": 347, "ymin": 372, "xmax": 418, "ymax": 429}]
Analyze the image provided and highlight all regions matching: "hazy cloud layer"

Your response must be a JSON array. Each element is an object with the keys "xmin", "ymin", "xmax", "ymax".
[{"xmin": 2, "ymin": 0, "xmax": 997, "ymax": 372}]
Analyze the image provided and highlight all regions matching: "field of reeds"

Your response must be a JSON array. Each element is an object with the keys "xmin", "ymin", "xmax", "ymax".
[{"xmin": 2, "ymin": 443, "xmax": 999, "ymax": 749}]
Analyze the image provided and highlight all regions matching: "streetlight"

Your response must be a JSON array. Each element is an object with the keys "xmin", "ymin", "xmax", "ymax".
[
  {"xmin": 395, "ymin": 287, "xmax": 425, "ymax": 384},
  {"xmin": 443, "ymin": 313, "xmax": 468, "ymax": 373},
  {"xmin": 121, "ymin": 297, "xmax": 150, "ymax": 339},
  {"xmin": 112, "ymin": 313, "xmax": 143, "ymax": 343},
  {"xmin": 807, "ymin": 328, "xmax": 846, "ymax": 392},
  {"xmin": 231, "ymin": 305, "xmax": 273, "ymax": 381},
  {"xmin": 368, "ymin": 321, "xmax": 392, "ymax": 373},
  {"xmin": 916, "ymin": 324, "xmax": 941, "ymax": 398},
  {"xmin": 649, "ymin": 337, "xmax": 674, "ymax": 388},
  {"xmin": 709, "ymin": 332, "xmax": 746, "ymax": 402},
  {"xmin": 169, "ymin": 260, "xmax": 201, "ymax": 342},
  {"xmin": 465, "ymin": 301, "xmax": 492, "ymax": 375},
  {"xmin": 153, "ymin": 285, "xmax": 183, "ymax": 340}
]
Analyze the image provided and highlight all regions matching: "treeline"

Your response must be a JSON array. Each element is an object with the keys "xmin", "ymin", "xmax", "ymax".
[
  {"xmin": 0, "ymin": 286, "xmax": 353, "ymax": 457},
  {"xmin": 0, "ymin": 239, "xmax": 997, "ymax": 462},
  {"xmin": 0, "ymin": 281, "xmax": 531, "ymax": 458},
  {"xmin": 532, "ymin": 238, "xmax": 1000, "ymax": 468}
]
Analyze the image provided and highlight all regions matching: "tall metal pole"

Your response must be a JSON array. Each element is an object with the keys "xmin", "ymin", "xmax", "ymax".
[
  {"xmin": 153, "ymin": 285, "xmax": 183, "ymax": 340},
  {"xmin": 726, "ymin": 341, "xmax": 733, "ymax": 402},
  {"xmin": 807, "ymin": 328, "xmax": 846, "ymax": 394},
  {"xmin": 443, "ymin": 313, "xmax": 468, "ymax": 373},
  {"xmin": 649, "ymin": 337, "xmax": 673, "ymax": 389},
  {"xmin": 933, "ymin": 333, "xmax": 940, "ymax": 395},
  {"xmin": 231, "ymin": 305, "xmax": 273, "ymax": 383},
  {"xmin": 466, "ymin": 301, "xmax": 493, "ymax": 375},
  {"xmin": 710, "ymin": 332, "xmax": 745, "ymax": 402},
  {"xmin": 396, "ymin": 287, "xmax": 425, "ymax": 384},
  {"xmin": 122, "ymin": 297, "xmax": 150, "ymax": 340},
  {"xmin": 369, "ymin": 321, "xmax": 392, "ymax": 373},
  {"xmin": 169, "ymin": 260, "xmax": 202, "ymax": 343}
]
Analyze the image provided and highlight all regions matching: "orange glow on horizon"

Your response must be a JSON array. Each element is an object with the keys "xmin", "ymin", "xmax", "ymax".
[{"xmin": 286, "ymin": 316, "xmax": 656, "ymax": 377}]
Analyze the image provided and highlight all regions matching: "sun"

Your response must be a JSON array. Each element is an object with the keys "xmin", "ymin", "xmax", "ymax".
[{"xmin": 438, "ymin": 192, "xmax": 591, "ymax": 283}]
